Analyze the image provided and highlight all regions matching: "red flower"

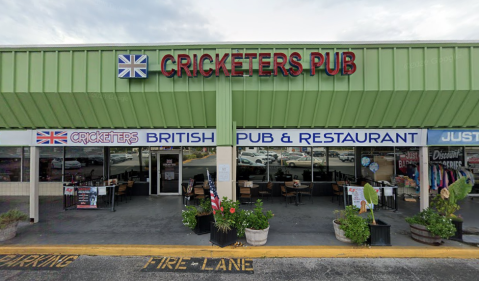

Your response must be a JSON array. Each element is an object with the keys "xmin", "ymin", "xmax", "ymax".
[
  {"xmin": 230, "ymin": 208, "xmax": 235, "ymax": 214},
  {"xmin": 221, "ymin": 207, "xmax": 224, "ymax": 212},
  {"xmin": 213, "ymin": 210, "xmax": 216, "ymax": 215}
]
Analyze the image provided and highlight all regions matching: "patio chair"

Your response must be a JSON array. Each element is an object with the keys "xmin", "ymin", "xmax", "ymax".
[
  {"xmin": 332, "ymin": 183, "xmax": 344, "ymax": 206},
  {"xmin": 299, "ymin": 182, "xmax": 314, "ymax": 203},
  {"xmin": 194, "ymin": 187, "xmax": 205, "ymax": 205},
  {"xmin": 182, "ymin": 184, "xmax": 194, "ymax": 206},
  {"xmin": 259, "ymin": 182, "xmax": 273, "ymax": 202},
  {"xmin": 240, "ymin": 187, "xmax": 252, "ymax": 205},
  {"xmin": 281, "ymin": 185, "xmax": 296, "ymax": 207},
  {"xmin": 127, "ymin": 180, "xmax": 134, "ymax": 200},
  {"xmin": 115, "ymin": 184, "xmax": 128, "ymax": 203}
]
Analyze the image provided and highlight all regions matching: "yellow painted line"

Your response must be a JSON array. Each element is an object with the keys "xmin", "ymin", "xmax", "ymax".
[{"xmin": 0, "ymin": 245, "xmax": 478, "ymax": 259}]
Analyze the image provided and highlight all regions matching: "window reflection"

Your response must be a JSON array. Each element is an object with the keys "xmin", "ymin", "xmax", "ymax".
[
  {"xmin": 39, "ymin": 147, "xmax": 63, "ymax": 182},
  {"xmin": 182, "ymin": 147, "xmax": 216, "ymax": 184},
  {"xmin": 0, "ymin": 147, "xmax": 22, "ymax": 182}
]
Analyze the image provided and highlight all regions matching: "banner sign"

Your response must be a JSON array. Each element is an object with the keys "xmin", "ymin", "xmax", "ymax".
[
  {"xmin": 428, "ymin": 130, "xmax": 479, "ymax": 146},
  {"xmin": 0, "ymin": 130, "xmax": 32, "ymax": 146},
  {"xmin": 33, "ymin": 129, "xmax": 216, "ymax": 146},
  {"xmin": 347, "ymin": 186, "xmax": 380, "ymax": 209},
  {"xmin": 77, "ymin": 187, "xmax": 98, "ymax": 209},
  {"xmin": 236, "ymin": 129, "xmax": 425, "ymax": 147}
]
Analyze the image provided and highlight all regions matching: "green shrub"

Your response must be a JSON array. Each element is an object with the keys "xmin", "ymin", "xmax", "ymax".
[
  {"xmin": 181, "ymin": 198, "xmax": 213, "ymax": 230},
  {"xmin": 335, "ymin": 205, "xmax": 370, "ymax": 245},
  {"xmin": 405, "ymin": 208, "xmax": 456, "ymax": 239},
  {"xmin": 244, "ymin": 199, "xmax": 274, "ymax": 230},
  {"xmin": 0, "ymin": 209, "xmax": 28, "ymax": 229}
]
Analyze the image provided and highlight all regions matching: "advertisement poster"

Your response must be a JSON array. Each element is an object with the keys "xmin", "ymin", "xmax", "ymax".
[
  {"xmin": 64, "ymin": 186, "xmax": 74, "ymax": 196},
  {"xmin": 429, "ymin": 147, "xmax": 463, "ymax": 169},
  {"xmin": 348, "ymin": 186, "xmax": 380, "ymax": 210},
  {"xmin": 77, "ymin": 187, "xmax": 98, "ymax": 209}
]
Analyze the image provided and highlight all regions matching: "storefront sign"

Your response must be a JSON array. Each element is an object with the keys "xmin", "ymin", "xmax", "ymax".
[
  {"xmin": 430, "ymin": 147, "xmax": 463, "ymax": 169},
  {"xmin": 119, "ymin": 51, "xmax": 356, "ymax": 79},
  {"xmin": 236, "ymin": 129, "xmax": 425, "ymax": 146},
  {"xmin": 0, "ymin": 130, "xmax": 32, "ymax": 146},
  {"xmin": 32, "ymin": 129, "xmax": 216, "ymax": 146},
  {"xmin": 428, "ymin": 130, "xmax": 479, "ymax": 145},
  {"xmin": 77, "ymin": 187, "xmax": 98, "ymax": 209}
]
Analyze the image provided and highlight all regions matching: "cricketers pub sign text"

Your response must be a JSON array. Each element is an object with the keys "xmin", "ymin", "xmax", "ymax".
[{"xmin": 118, "ymin": 51, "xmax": 357, "ymax": 79}]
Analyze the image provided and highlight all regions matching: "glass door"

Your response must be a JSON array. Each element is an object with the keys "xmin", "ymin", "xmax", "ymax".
[{"xmin": 159, "ymin": 152, "xmax": 181, "ymax": 195}]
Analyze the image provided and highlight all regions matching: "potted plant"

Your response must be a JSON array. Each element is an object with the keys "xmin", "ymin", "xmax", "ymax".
[
  {"xmin": 244, "ymin": 199, "xmax": 274, "ymax": 246},
  {"xmin": 362, "ymin": 183, "xmax": 391, "ymax": 246},
  {"xmin": 210, "ymin": 197, "xmax": 242, "ymax": 247},
  {"xmin": 181, "ymin": 198, "xmax": 214, "ymax": 235},
  {"xmin": 0, "ymin": 209, "xmax": 28, "ymax": 242},
  {"xmin": 333, "ymin": 205, "xmax": 369, "ymax": 245},
  {"xmin": 405, "ymin": 207, "xmax": 456, "ymax": 245},
  {"xmin": 431, "ymin": 177, "xmax": 472, "ymax": 241}
]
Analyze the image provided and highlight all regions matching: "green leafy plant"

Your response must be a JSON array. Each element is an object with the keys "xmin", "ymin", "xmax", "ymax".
[
  {"xmin": 244, "ymin": 199, "xmax": 274, "ymax": 230},
  {"xmin": 405, "ymin": 208, "xmax": 456, "ymax": 239},
  {"xmin": 0, "ymin": 209, "xmax": 28, "ymax": 229},
  {"xmin": 181, "ymin": 198, "xmax": 213, "ymax": 230},
  {"xmin": 431, "ymin": 177, "xmax": 472, "ymax": 222},
  {"xmin": 335, "ymin": 205, "xmax": 370, "ymax": 245},
  {"xmin": 213, "ymin": 197, "xmax": 241, "ymax": 234},
  {"xmin": 363, "ymin": 183, "xmax": 378, "ymax": 225}
]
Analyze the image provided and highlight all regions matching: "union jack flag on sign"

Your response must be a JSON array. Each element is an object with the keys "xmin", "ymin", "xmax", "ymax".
[
  {"xmin": 118, "ymin": 54, "xmax": 148, "ymax": 78},
  {"xmin": 207, "ymin": 170, "xmax": 221, "ymax": 211},
  {"xmin": 36, "ymin": 131, "xmax": 68, "ymax": 145}
]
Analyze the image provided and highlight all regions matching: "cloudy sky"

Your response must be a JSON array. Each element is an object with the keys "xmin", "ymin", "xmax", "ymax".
[{"xmin": 0, "ymin": 0, "xmax": 477, "ymax": 45}]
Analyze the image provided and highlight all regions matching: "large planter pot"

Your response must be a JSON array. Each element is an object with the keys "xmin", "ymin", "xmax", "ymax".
[
  {"xmin": 333, "ymin": 220, "xmax": 352, "ymax": 243},
  {"xmin": 450, "ymin": 220, "xmax": 463, "ymax": 241},
  {"xmin": 368, "ymin": 219, "xmax": 391, "ymax": 246},
  {"xmin": 409, "ymin": 223, "xmax": 442, "ymax": 245},
  {"xmin": 193, "ymin": 214, "xmax": 214, "ymax": 235},
  {"xmin": 0, "ymin": 222, "xmax": 19, "ymax": 242},
  {"xmin": 245, "ymin": 226, "xmax": 270, "ymax": 246},
  {"xmin": 209, "ymin": 222, "xmax": 237, "ymax": 247}
]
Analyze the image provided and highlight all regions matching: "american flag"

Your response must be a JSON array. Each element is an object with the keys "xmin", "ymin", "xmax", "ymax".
[
  {"xmin": 118, "ymin": 54, "xmax": 148, "ymax": 78},
  {"xmin": 36, "ymin": 131, "xmax": 68, "ymax": 145},
  {"xmin": 207, "ymin": 170, "xmax": 221, "ymax": 210}
]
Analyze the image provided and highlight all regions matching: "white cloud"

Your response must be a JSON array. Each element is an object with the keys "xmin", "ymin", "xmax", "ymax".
[{"xmin": 0, "ymin": 0, "xmax": 477, "ymax": 45}]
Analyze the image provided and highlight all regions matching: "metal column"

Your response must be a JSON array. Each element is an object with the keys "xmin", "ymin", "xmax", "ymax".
[{"xmin": 29, "ymin": 146, "xmax": 40, "ymax": 223}]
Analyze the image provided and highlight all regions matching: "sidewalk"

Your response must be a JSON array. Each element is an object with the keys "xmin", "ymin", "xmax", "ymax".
[{"xmin": 1, "ymin": 195, "xmax": 478, "ymax": 258}]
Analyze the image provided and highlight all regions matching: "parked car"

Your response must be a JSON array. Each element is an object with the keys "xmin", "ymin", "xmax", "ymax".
[
  {"xmin": 124, "ymin": 154, "xmax": 133, "ymax": 160},
  {"xmin": 88, "ymin": 156, "xmax": 104, "ymax": 165},
  {"xmin": 51, "ymin": 158, "xmax": 82, "ymax": 169},
  {"xmin": 286, "ymin": 156, "xmax": 325, "ymax": 167},
  {"xmin": 329, "ymin": 150, "xmax": 340, "ymax": 157},
  {"xmin": 110, "ymin": 155, "xmax": 123, "ymax": 164},
  {"xmin": 237, "ymin": 158, "xmax": 266, "ymax": 175},
  {"xmin": 312, "ymin": 151, "xmax": 325, "ymax": 157},
  {"xmin": 289, "ymin": 152, "xmax": 306, "ymax": 157},
  {"xmin": 259, "ymin": 150, "xmax": 278, "ymax": 159},
  {"xmin": 240, "ymin": 151, "xmax": 268, "ymax": 164},
  {"xmin": 339, "ymin": 152, "xmax": 355, "ymax": 162}
]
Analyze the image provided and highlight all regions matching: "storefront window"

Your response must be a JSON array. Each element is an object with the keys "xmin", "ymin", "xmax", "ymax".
[
  {"xmin": 330, "ymin": 147, "xmax": 355, "ymax": 178},
  {"xmin": 466, "ymin": 147, "xmax": 479, "ymax": 186},
  {"xmin": 182, "ymin": 147, "xmax": 216, "ymax": 184},
  {"xmin": 395, "ymin": 147, "xmax": 420, "ymax": 176},
  {"xmin": 429, "ymin": 146, "xmax": 464, "ymax": 170},
  {"xmin": 109, "ymin": 147, "xmax": 141, "ymax": 181},
  {"xmin": 360, "ymin": 147, "xmax": 394, "ymax": 183},
  {"xmin": 23, "ymin": 147, "xmax": 30, "ymax": 182},
  {"xmin": 237, "ymin": 147, "xmax": 268, "ymax": 182},
  {"xmin": 39, "ymin": 147, "xmax": 63, "ymax": 182},
  {"xmin": 0, "ymin": 147, "xmax": 22, "ymax": 182},
  {"xmin": 65, "ymin": 147, "xmax": 104, "ymax": 183}
]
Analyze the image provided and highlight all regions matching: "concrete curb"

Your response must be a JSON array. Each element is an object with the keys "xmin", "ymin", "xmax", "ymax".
[{"xmin": 0, "ymin": 245, "xmax": 478, "ymax": 259}]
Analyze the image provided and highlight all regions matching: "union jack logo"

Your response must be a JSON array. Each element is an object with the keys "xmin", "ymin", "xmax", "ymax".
[
  {"xmin": 36, "ymin": 131, "xmax": 68, "ymax": 145},
  {"xmin": 118, "ymin": 54, "xmax": 148, "ymax": 78}
]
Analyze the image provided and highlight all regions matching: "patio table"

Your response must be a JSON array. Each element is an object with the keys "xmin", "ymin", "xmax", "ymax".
[{"xmin": 287, "ymin": 185, "xmax": 309, "ymax": 206}]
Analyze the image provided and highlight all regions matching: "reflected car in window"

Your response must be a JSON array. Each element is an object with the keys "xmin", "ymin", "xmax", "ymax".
[
  {"xmin": 286, "ymin": 156, "xmax": 325, "ymax": 167},
  {"xmin": 237, "ymin": 158, "xmax": 266, "ymax": 175},
  {"xmin": 51, "ymin": 158, "xmax": 82, "ymax": 169}
]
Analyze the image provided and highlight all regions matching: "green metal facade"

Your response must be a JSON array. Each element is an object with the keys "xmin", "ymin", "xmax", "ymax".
[{"xmin": 1, "ymin": 42, "xmax": 478, "ymax": 146}]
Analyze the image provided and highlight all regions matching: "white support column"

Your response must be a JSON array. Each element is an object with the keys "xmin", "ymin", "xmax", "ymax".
[
  {"xmin": 419, "ymin": 146, "xmax": 429, "ymax": 211},
  {"xmin": 216, "ymin": 146, "xmax": 233, "ymax": 200},
  {"xmin": 29, "ymin": 146, "xmax": 40, "ymax": 223}
]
